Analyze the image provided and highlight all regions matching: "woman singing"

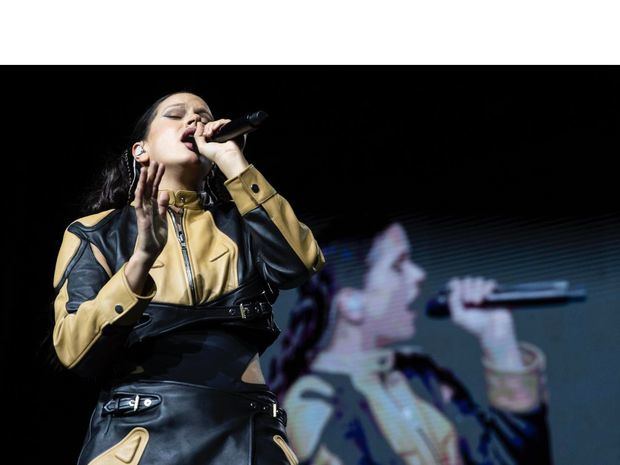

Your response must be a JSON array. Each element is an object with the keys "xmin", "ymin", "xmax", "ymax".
[
  {"xmin": 270, "ymin": 221, "xmax": 551, "ymax": 465},
  {"xmin": 50, "ymin": 91, "xmax": 325, "ymax": 464}
]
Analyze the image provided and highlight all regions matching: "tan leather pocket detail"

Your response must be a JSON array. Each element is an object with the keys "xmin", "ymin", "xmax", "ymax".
[
  {"xmin": 87, "ymin": 427, "xmax": 149, "ymax": 464},
  {"xmin": 209, "ymin": 243, "xmax": 230, "ymax": 262},
  {"xmin": 273, "ymin": 434, "xmax": 299, "ymax": 465}
]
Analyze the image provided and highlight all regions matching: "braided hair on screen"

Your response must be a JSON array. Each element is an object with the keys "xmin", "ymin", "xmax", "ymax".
[
  {"xmin": 267, "ymin": 214, "xmax": 480, "ymax": 411},
  {"xmin": 268, "ymin": 214, "xmax": 387, "ymax": 401}
]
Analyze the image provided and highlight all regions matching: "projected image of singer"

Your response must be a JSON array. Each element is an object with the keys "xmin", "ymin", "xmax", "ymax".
[
  {"xmin": 269, "ymin": 222, "xmax": 551, "ymax": 465},
  {"xmin": 46, "ymin": 91, "xmax": 325, "ymax": 464}
]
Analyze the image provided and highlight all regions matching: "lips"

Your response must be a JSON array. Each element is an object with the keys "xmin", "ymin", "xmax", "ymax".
[
  {"xmin": 183, "ymin": 140, "xmax": 198, "ymax": 153},
  {"xmin": 181, "ymin": 126, "xmax": 197, "ymax": 142},
  {"xmin": 181, "ymin": 126, "xmax": 198, "ymax": 152}
]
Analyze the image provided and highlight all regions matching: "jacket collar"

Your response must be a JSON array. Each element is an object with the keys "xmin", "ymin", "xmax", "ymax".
[
  {"xmin": 310, "ymin": 346, "xmax": 396, "ymax": 377},
  {"xmin": 130, "ymin": 189, "xmax": 203, "ymax": 210}
]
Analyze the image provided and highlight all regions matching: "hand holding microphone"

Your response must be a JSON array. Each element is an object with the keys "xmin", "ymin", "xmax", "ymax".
[
  {"xmin": 426, "ymin": 278, "xmax": 587, "ymax": 319},
  {"xmin": 194, "ymin": 119, "xmax": 243, "ymax": 163},
  {"xmin": 446, "ymin": 276, "xmax": 514, "ymax": 342},
  {"xmin": 447, "ymin": 276, "xmax": 529, "ymax": 371},
  {"xmin": 192, "ymin": 111, "xmax": 269, "ymax": 179},
  {"xmin": 192, "ymin": 111, "xmax": 267, "ymax": 160}
]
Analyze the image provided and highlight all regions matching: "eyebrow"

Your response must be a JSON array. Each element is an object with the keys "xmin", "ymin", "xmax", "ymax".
[{"xmin": 163, "ymin": 103, "xmax": 212, "ymax": 115}]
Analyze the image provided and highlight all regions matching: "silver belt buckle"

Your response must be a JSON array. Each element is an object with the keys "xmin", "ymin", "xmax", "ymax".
[
  {"xmin": 272, "ymin": 402, "xmax": 277, "ymax": 418},
  {"xmin": 239, "ymin": 303, "xmax": 248, "ymax": 319},
  {"xmin": 128, "ymin": 394, "xmax": 140, "ymax": 412}
]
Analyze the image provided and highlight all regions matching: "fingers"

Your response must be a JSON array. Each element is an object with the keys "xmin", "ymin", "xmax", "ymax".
[
  {"xmin": 158, "ymin": 190, "xmax": 169, "ymax": 218},
  {"xmin": 194, "ymin": 121, "xmax": 206, "ymax": 148},
  {"xmin": 152, "ymin": 162, "xmax": 165, "ymax": 198},
  {"xmin": 447, "ymin": 277, "xmax": 464, "ymax": 318},
  {"xmin": 143, "ymin": 160, "xmax": 158, "ymax": 200},
  {"xmin": 196, "ymin": 121, "xmax": 204, "ymax": 139},
  {"xmin": 209, "ymin": 119, "xmax": 231, "ymax": 138},
  {"xmin": 133, "ymin": 166, "xmax": 147, "ymax": 209},
  {"xmin": 133, "ymin": 161, "xmax": 166, "ymax": 211},
  {"xmin": 152, "ymin": 162, "xmax": 168, "ymax": 217},
  {"xmin": 469, "ymin": 277, "xmax": 484, "ymax": 305},
  {"xmin": 448, "ymin": 276, "xmax": 496, "ymax": 308},
  {"xmin": 199, "ymin": 119, "xmax": 231, "ymax": 140}
]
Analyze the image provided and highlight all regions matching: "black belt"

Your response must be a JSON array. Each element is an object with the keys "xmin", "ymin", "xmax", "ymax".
[
  {"xmin": 140, "ymin": 301, "xmax": 273, "ymax": 322},
  {"xmin": 198, "ymin": 301, "xmax": 272, "ymax": 320},
  {"xmin": 101, "ymin": 391, "xmax": 287, "ymax": 427},
  {"xmin": 248, "ymin": 398, "xmax": 288, "ymax": 426}
]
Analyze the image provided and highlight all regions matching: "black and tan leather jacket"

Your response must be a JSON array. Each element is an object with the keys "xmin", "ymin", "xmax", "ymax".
[{"xmin": 51, "ymin": 163, "xmax": 325, "ymax": 380}]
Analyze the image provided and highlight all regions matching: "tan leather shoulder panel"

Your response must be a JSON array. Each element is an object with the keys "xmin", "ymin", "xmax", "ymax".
[
  {"xmin": 283, "ymin": 375, "xmax": 335, "ymax": 461},
  {"xmin": 53, "ymin": 229, "xmax": 81, "ymax": 288},
  {"xmin": 72, "ymin": 208, "xmax": 116, "ymax": 228},
  {"xmin": 53, "ymin": 210, "xmax": 116, "ymax": 288}
]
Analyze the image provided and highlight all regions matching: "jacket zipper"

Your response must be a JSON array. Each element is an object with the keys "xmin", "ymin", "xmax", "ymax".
[{"xmin": 167, "ymin": 207, "xmax": 198, "ymax": 306}]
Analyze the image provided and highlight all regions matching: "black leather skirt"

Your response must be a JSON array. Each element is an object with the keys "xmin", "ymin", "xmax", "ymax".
[{"xmin": 76, "ymin": 378, "xmax": 299, "ymax": 465}]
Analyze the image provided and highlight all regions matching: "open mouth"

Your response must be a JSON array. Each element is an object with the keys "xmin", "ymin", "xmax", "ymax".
[
  {"xmin": 181, "ymin": 126, "xmax": 198, "ymax": 152},
  {"xmin": 182, "ymin": 137, "xmax": 198, "ymax": 152}
]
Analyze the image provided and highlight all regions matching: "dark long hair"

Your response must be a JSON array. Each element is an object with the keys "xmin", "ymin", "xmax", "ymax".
[
  {"xmin": 267, "ymin": 223, "xmax": 383, "ymax": 400},
  {"xmin": 267, "ymin": 264, "xmax": 336, "ymax": 400},
  {"xmin": 79, "ymin": 90, "xmax": 231, "ymax": 216}
]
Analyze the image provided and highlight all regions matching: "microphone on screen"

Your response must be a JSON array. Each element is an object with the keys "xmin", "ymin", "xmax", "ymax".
[{"xmin": 425, "ymin": 280, "xmax": 587, "ymax": 318}]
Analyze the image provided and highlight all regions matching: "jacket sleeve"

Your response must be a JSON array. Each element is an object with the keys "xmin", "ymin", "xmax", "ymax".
[
  {"xmin": 223, "ymin": 163, "xmax": 326, "ymax": 289},
  {"xmin": 51, "ymin": 225, "xmax": 157, "ymax": 380},
  {"xmin": 438, "ymin": 342, "xmax": 552, "ymax": 464}
]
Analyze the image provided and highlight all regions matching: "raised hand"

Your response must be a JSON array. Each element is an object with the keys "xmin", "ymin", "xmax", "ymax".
[
  {"xmin": 133, "ymin": 160, "xmax": 169, "ymax": 260},
  {"xmin": 193, "ymin": 119, "xmax": 241, "ymax": 163},
  {"xmin": 192, "ymin": 119, "xmax": 249, "ymax": 179},
  {"xmin": 447, "ymin": 276, "xmax": 512, "ymax": 340},
  {"xmin": 447, "ymin": 276, "xmax": 524, "ymax": 370}
]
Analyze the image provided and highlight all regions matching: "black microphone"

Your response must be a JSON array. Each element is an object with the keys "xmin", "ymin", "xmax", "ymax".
[
  {"xmin": 210, "ymin": 111, "xmax": 269, "ymax": 147},
  {"xmin": 425, "ymin": 280, "xmax": 587, "ymax": 318}
]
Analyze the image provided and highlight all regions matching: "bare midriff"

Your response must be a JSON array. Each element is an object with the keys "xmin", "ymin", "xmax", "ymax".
[
  {"xmin": 241, "ymin": 353, "xmax": 267, "ymax": 384},
  {"xmin": 124, "ymin": 311, "xmax": 272, "ymax": 390}
]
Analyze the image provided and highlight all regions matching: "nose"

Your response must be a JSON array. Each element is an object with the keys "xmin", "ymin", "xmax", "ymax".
[
  {"xmin": 186, "ymin": 113, "xmax": 202, "ymax": 126},
  {"xmin": 408, "ymin": 263, "xmax": 426, "ymax": 285}
]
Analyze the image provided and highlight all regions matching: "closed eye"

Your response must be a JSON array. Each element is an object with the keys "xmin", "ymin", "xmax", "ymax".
[{"xmin": 165, "ymin": 114, "xmax": 211, "ymax": 123}]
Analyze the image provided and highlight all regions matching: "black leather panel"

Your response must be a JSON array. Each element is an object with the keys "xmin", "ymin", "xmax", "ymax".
[{"xmin": 243, "ymin": 205, "xmax": 311, "ymax": 290}]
